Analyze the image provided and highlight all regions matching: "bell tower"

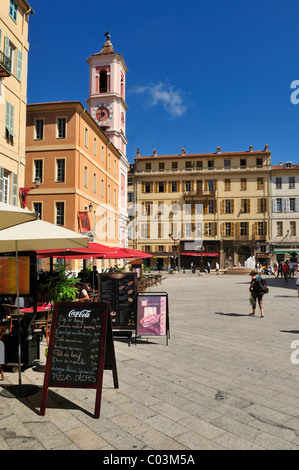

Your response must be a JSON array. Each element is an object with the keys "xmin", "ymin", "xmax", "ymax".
[{"xmin": 86, "ymin": 33, "xmax": 128, "ymax": 158}]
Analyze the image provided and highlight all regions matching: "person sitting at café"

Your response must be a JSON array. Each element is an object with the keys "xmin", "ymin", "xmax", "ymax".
[{"xmin": 77, "ymin": 278, "xmax": 91, "ymax": 301}]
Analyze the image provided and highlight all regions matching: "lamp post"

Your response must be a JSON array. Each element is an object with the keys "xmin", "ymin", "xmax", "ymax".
[{"xmin": 169, "ymin": 232, "xmax": 180, "ymax": 271}]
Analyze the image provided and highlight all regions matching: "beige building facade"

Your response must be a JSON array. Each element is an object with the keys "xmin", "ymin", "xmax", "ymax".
[
  {"xmin": 128, "ymin": 145, "xmax": 272, "ymax": 270},
  {"xmin": 0, "ymin": 0, "xmax": 34, "ymax": 205}
]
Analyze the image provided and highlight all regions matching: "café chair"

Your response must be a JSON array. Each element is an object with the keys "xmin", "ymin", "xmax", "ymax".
[
  {"xmin": 32, "ymin": 309, "xmax": 52, "ymax": 346},
  {"xmin": 1, "ymin": 304, "xmax": 21, "ymax": 334},
  {"xmin": 0, "ymin": 325, "xmax": 5, "ymax": 380}
]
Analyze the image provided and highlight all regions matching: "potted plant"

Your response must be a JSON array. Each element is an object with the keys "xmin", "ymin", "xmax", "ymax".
[{"xmin": 45, "ymin": 264, "xmax": 80, "ymax": 306}]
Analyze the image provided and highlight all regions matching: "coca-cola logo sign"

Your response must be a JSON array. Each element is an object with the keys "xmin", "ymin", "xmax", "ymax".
[{"xmin": 68, "ymin": 309, "xmax": 91, "ymax": 318}]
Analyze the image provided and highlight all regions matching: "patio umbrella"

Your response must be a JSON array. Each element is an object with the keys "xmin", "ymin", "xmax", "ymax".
[
  {"xmin": 0, "ymin": 219, "xmax": 89, "ymax": 395},
  {"xmin": 103, "ymin": 247, "xmax": 154, "ymax": 259},
  {"xmin": 0, "ymin": 201, "xmax": 37, "ymax": 230},
  {"xmin": 36, "ymin": 242, "xmax": 118, "ymax": 258}
]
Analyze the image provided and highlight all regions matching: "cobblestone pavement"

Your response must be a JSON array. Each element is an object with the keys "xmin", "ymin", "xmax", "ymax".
[{"xmin": 1, "ymin": 271, "xmax": 299, "ymax": 450}]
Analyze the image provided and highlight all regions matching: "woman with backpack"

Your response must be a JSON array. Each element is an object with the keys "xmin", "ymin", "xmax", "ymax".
[{"xmin": 248, "ymin": 270, "xmax": 267, "ymax": 317}]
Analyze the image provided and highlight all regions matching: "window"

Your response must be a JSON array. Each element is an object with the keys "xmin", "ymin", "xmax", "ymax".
[
  {"xmin": 225, "ymin": 200, "xmax": 232, "ymax": 213},
  {"xmin": 56, "ymin": 202, "xmax": 64, "ymax": 226},
  {"xmin": 171, "ymin": 181, "xmax": 178, "ymax": 192},
  {"xmin": 276, "ymin": 198, "xmax": 282, "ymax": 212},
  {"xmin": 257, "ymin": 177, "xmax": 264, "ymax": 190},
  {"xmin": 145, "ymin": 162, "xmax": 151, "ymax": 171},
  {"xmin": 84, "ymin": 166, "xmax": 88, "ymax": 188},
  {"xmin": 290, "ymin": 221, "xmax": 296, "ymax": 236},
  {"xmin": 158, "ymin": 181, "xmax": 164, "ymax": 192},
  {"xmin": 257, "ymin": 222, "xmax": 265, "ymax": 236},
  {"xmin": 114, "ymin": 159, "xmax": 117, "ymax": 175},
  {"xmin": 172, "ymin": 162, "xmax": 178, "ymax": 170},
  {"xmin": 185, "ymin": 161, "xmax": 192, "ymax": 170},
  {"xmin": 56, "ymin": 159, "xmax": 65, "ymax": 182},
  {"xmin": 240, "ymin": 222, "xmax": 248, "ymax": 236},
  {"xmin": 240, "ymin": 159, "xmax": 247, "ymax": 168},
  {"xmin": 101, "ymin": 146, "xmax": 105, "ymax": 164},
  {"xmin": 9, "ymin": 1, "xmax": 17, "ymax": 22},
  {"xmin": 33, "ymin": 202, "xmax": 42, "ymax": 220},
  {"xmin": 240, "ymin": 178, "xmax": 247, "ymax": 191},
  {"xmin": 224, "ymin": 160, "xmax": 231, "ymax": 169},
  {"xmin": 93, "ymin": 173, "xmax": 97, "ymax": 193},
  {"xmin": 34, "ymin": 119, "xmax": 44, "ymax": 140},
  {"xmin": 257, "ymin": 198, "xmax": 266, "ymax": 213},
  {"xmin": 208, "ymin": 200, "xmax": 214, "ymax": 213},
  {"xmin": 107, "ymin": 184, "xmax": 111, "ymax": 202},
  {"xmin": 4, "ymin": 37, "xmax": 16, "ymax": 75},
  {"xmin": 84, "ymin": 128, "xmax": 88, "ymax": 148},
  {"xmin": 277, "ymin": 221, "xmax": 283, "ymax": 237},
  {"xmin": 225, "ymin": 222, "xmax": 232, "ymax": 236},
  {"xmin": 145, "ymin": 182, "xmax": 151, "ymax": 193},
  {"xmin": 108, "ymin": 153, "xmax": 111, "ymax": 170},
  {"xmin": 275, "ymin": 177, "xmax": 282, "ymax": 189},
  {"xmin": 114, "ymin": 189, "xmax": 117, "ymax": 206},
  {"xmin": 101, "ymin": 179, "xmax": 104, "ymax": 198},
  {"xmin": 93, "ymin": 138, "xmax": 97, "ymax": 156},
  {"xmin": 5, "ymin": 102, "xmax": 15, "ymax": 142},
  {"xmin": 207, "ymin": 180, "xmax": 214, "ymax": 192},
  {"xmin": 196, "ymin": 161, "xmax": 203, "ymax": 170},
  {"xmin": 205, "ymin": 222, "xmax": 215, "ymax": 236},
  {"xmin": 34, "ymin": 160, "xmax": 43, "ymax": 183},
  {"xmin": 289, "ymin": 177, "xmax": 295, "ymax": 189},
  {"xmin": 290, "ymin": 198, "xmax": 296, "ymax": 211},
  {"xmin": 224, "ymin": 179, "xmax": 231, "ymax": 191},
  {"xmin": 57, "ymin": 118, "xmax": 66, "ymax": 138},
  {"xmin": 185, "ymin": 181, "xmax": 191, "ymax": 191},
  {"xmin": 159, "ymin": 162, "xmax": 165, "ymax": 170},
  {"xmin": 256, "ymin": 158, "xmax": 263, "ymax": 167},
  {"xmin": 241, "ymin": 199, "xmax": 250, "ymax": 213},
  {"xmin": 99, "ymin": 70, "xmax": 108, "ymax": 93},
  {"xmin": 1, "ymin": 170, "xmax": 10, "ymax": 203},
  {"xmin": 208, "ymin": 160, "xmax": 214, "ymax": 169}
]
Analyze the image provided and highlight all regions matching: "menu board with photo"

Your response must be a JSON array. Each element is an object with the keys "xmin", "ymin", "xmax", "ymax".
[
  {"xmin": 98, "ymin": 273, "xmax": 137, "ymax": 330},
  {"xmin": 137, "ymin": 294, "xmax": 169, "ymax": 337}
]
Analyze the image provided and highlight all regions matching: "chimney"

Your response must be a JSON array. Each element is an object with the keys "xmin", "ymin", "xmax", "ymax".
[
  {"xmin": 279, "ymin": 161, "xmax": 283, "ymax": 166},
  {"xmin": 249, "ymin": 145, "xmax": 253, "ymax": 152},
  {"xmin": 181, "ymin": 148, "xmax": 186, "ymax": 155},
  {"xmin": 136, "ymin": 148, "xmax": 141, "ymax": 158},
  {"xmin": 264, "ymin": 144, "xmax": 269, "ymax": 151},
  {"xmin": 153, "ymin": 150, "xmax": 157, "ymax": 157},
  {"xmin": 217, "ymin": 146, "xmax": 221, "ymax": 154}
]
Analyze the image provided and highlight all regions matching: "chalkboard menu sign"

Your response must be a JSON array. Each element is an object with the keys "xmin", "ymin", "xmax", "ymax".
[
  {"xmin": 98, "ymin": 273, "xmax": 137, "ymax": 330},
  {"xmin": 40, "ymin": 301, "xmax": 118, "ymax": 419}
]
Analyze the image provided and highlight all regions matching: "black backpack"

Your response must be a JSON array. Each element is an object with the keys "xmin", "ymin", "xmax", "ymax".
[{"xmin": 253, "ymin": 276, "xmax": 269, "ymax": 294}]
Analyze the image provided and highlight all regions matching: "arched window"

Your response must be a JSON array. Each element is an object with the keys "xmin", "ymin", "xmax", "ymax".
[{"xmin": 99, "ymin": 71, "xmax": 108, "ymax": 93}]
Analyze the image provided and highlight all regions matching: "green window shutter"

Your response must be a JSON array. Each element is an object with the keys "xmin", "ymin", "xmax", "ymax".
[
  {"xmin": 12, "ymin": 173, "xmax": 18, "ymax": 206},
  {"xmin": 4, "ymin": 35, "xmax": 10, "ymax": 58},
  {"xmin": 16, "ymin": 49, "xmax": 23, "ymax": 81},
  {"xmin": 5, "ymin": 102, "xmax": 16, "ymax": 139}
]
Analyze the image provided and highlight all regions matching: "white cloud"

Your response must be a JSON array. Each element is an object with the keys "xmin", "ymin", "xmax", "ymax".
[{"xmin": 132, "ymin": 82, "xmax": 187, "ymax": 118}]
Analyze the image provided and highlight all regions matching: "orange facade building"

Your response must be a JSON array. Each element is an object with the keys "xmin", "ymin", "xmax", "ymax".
[{"xmin": 25, "ymin": 101, "xmax": 121, "ymax": 269}]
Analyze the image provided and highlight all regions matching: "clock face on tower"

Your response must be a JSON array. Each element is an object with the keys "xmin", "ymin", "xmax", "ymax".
[{"xmin": 92, "ymin": 103, "xmax": 113, "ymax": 126}]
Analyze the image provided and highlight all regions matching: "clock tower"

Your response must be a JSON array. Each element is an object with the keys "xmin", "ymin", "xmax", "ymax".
[
  {"xmin": 86, "ymin": 33, "xmax": 129, "ymax": 248},
  {"xmin": 86, "ymin": 33, "xmax": 128, "ymax": 158}
]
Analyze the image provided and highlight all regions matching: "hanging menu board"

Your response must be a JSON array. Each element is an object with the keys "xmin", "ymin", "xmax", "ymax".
[
  {"xmin": 40, "ymin": 301, "xmax": 118, "ymax": 419},
  {"xmin": 98, "ymin": 273, "xmax": 137, "ymax": 330}
]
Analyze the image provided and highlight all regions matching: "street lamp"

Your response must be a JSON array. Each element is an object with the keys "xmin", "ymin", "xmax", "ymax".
[{"xmin": 169, "ymin": 232, "xmax": 180, "ymax": 271}]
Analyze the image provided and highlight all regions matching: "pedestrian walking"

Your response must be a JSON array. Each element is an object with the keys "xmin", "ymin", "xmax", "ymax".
[
  {"xmin": 215, "ymin": 261, "xmax": 219, "ymax": 274},
  {"xmin": 283, "ymin": 262, "xmax": 289, "ymax": 283},
  {"xmin": 277, "ymin": 262, "xmax": 283, "ymax": 278},
  {"xmin": 248, "ymin": 270, "xmax": 267, "ymax": 317},
  {"xmin": 296, "ymin": 269, "xmax": 299, "ymax": 298}
]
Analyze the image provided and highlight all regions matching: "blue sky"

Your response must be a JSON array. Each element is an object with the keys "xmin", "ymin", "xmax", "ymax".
[{"xmin": 27, "ymin": 0, "xmax": 299, "ymax": 165}]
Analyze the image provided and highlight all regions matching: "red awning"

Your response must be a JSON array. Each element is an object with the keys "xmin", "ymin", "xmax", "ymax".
[
  {"xmin": 37, "ymin": 242, "xmax": 118, "ymax": 259},
  {"xmin": 181, "ymin": 252, "xmax": 219, "ymax": 257},
  {"xmin": 102, "ymin": 247, "xmax": 154, "ymax": 259}
]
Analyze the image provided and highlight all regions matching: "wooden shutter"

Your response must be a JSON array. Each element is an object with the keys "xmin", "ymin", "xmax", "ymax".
[
  {"xmin": 247, "ymin": 199, "xmax": 250, "ymax": 213},
  {"xmin": 221, "ymin": 200, "xmax": 225, "ymax": 214},
  {"xmin": 231, "ymin": 199, "xmax": 234, "ymax": 214},
  {"xmin": 12, "ymin": 173, "xmax": 18, "ymax": 206},
  {"xmin": 16, "ymin": 49, "xmax": 23, "ymax": 81}
]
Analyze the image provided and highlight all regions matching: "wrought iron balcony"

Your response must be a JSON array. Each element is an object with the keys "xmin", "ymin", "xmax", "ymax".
[{"xmin": 0, "ymin": 51, "xmax": 11, "ymax": 77}]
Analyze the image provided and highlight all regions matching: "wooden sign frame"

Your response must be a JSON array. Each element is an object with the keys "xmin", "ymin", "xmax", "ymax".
[{"xmin": 40, "ymin": 301, "xmax": 118, "ymax": 419}]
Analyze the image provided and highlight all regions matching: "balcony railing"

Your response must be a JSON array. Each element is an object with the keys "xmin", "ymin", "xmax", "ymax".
[{"xmin": 0, "ymin": 51, "xmax": 11, "ymax": 77}]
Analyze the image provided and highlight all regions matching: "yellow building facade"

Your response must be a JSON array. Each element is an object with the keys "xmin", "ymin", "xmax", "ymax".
[
  {"xmin": 0, "ymin": 0, "xmax": 34, "ymax": 205},
  {"xmin": 128, "ymin": 145, "xmax": 271, "ymax": 269}
]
